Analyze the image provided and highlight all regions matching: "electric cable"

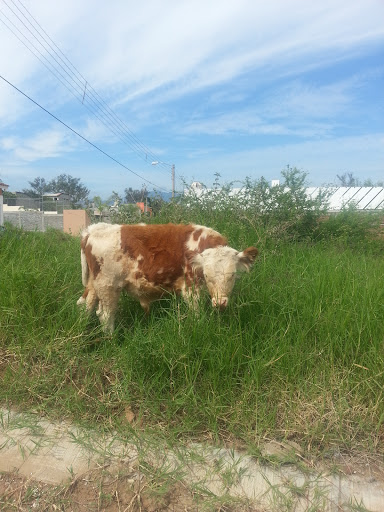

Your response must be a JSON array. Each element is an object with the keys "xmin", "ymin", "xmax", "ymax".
[
  {"xmin": 0, "ymin": 74, "xmax": 171, "ymax": 192},
  {"xmin": 1, "ymin": 0, "xmax": 177, "ymax": 178}
]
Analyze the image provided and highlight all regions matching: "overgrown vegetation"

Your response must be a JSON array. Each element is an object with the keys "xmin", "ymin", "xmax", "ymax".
[{"xmin": 1, "ymin": 167, "xmax": 384, "ymax": 461}]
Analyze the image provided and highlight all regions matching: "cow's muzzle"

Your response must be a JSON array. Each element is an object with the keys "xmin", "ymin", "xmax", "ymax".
[{"xmin": 212, "ymin": 297, "xmax": 228, "ymax": 310}]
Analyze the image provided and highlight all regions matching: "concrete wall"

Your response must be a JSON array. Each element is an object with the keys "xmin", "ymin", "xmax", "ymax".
[
  {"xmin": 4, "ymin": 209, "xmax": 91, "ymax": 234},
  {"xmin": 4, "ymin": 211, "xmax": 63, "ymax": 231},
  {"xmin": 63, "ymin": 210, "xmax": 90, "ymax": 235}
]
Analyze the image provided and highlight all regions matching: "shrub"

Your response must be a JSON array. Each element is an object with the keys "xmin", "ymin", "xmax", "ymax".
[
  {"xmin": 313, "ymin": 204, "xmax": 383, "ymax": 250},
  {"xmin": 155, "ymin": 166, "xmax": 330, "ymax": 247}
]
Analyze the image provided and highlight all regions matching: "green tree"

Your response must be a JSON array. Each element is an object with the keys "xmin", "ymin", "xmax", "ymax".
[
  {"xmin": 91, "ymin": 196, "xmax": 109, "ymax": 221},
  {"xmin": 124, "ymin": 186, "xmax": 148, "ymax": 204},
  {"xmin": 110, "ymin": 191, "xmax": 123, "ymax": 206},
  {"xmin": 362, "ymin": 178, "xmax": 384, "ymax": 187},
  {"xmin": 3, "ymin": 190, "xmax": 16, "ymax": 199},
  {"xmin": 336, "ymin": 172, "xmax": 360, "ymax": 186},
  {"xmin": 48, "ymin": 174, "xmax": 89, "ymax": 207},
  {"xmin": 337, "ymin": 173, "xmax": 384, "ymax": 187},
  {"xmin": 22, "ymin": 177, "xmax": 51, "ymax": 197}
]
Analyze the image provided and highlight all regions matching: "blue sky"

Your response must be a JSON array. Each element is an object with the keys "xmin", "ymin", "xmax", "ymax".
[{"xmin": 0, "ymin": 0, "xmax": 383, "ymax": 198}]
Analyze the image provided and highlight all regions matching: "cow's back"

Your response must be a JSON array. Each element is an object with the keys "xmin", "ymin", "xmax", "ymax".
[{"xmin": 120, "ymin": 223, "xmax": 227, "ymax": 287}]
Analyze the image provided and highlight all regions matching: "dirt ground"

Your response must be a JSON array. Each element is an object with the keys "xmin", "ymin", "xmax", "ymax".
[
  {"xmin": 1, "ymin": 407, "xmax": 384, "ymax": 511},
  {"xmin": 0, "ymin": 467, "xmax": 260, "ymax": 512}
]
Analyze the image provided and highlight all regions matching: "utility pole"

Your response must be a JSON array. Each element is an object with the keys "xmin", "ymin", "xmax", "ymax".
[
  {"xmin": 171, "ymin": 164, "xmax": 175, "ymax": 199},
  {"xmin": 151, "ymin": 161, "xmax": 175, "ymax": 198}
]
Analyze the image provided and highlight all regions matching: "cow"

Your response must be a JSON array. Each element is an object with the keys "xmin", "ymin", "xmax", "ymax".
[{"xmin": 77, "ymin": 222, "xmax": 258, "ymax": 332}]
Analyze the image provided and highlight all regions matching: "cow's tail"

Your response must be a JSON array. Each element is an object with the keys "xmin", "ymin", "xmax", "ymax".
[
  {"xmin": 77, "ymin": 239, "xmax": 89, "ymax": 307},
  {"xmin": 80, "ymin": 246, "xmax": 89, "ymax": 287},
  {"xmin": 80, "ymin": 230, "xmax": 90, "ymax": 287}
]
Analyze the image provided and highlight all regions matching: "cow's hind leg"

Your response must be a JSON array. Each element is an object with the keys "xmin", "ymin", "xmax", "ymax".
[
  {"xmin": 77, "ymin": 286, "xmax": 98, "ymax": 313},
  {"xmin": 95, "ymin": 286, "xmax": 121, "ymax": 333}
]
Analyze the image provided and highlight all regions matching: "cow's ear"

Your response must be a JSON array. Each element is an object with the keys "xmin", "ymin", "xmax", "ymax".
[
  {"xmin": 237, "ymin": 247, "xmax": 258, "ymax": 272},
  {"xmin": 190, "ymin": 252, "xmax": 204, "ymax": 271}
]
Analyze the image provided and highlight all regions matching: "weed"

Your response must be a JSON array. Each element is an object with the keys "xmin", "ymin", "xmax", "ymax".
[{"xmin": 1, "ymin": 168, "xmax": 384, "ymax": 460}]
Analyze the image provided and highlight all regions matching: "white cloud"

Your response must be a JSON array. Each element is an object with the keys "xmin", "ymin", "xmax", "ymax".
[
  {"xmin": 2, "ymin": 0, "xmax": 383, "ymax": 104},
  {"xmin": 106, "ymin": 0, "xmax": 384, "ymax": 104},
  {"xmin": 265, "ymin": 81, "xmax": 353, "ymax": 120},
  {"xmin": 1, "ymin": 128, "xmax": 76, "ymax": 162},
  {"xmin": 181, "ymin": 109, "xmax": 335, "ymax": 138}
]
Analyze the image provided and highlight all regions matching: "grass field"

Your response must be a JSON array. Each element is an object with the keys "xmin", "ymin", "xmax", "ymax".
[{"xmin": 1, "ymin": 201, "xmax": 384, "ymax": 461}]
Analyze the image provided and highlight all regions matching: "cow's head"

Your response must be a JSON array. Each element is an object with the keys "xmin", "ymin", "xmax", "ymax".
[{"xmin": 192, "ymin": 246, "xmax": 258, "ymax": 309}]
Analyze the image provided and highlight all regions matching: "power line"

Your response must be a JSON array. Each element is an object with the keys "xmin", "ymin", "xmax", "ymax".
[
  {"xmin": 0, "ymin": 2, "xmax": 170, "ymax": 179},
  {"xmin": 1, "ymin": 0, "xmax": 176, "ymax": 177},
  {"xmin": 2, "ymin": 0, "xmax": 169, "ymax": 173},
  {"xmin": 0, "ymin": 74, "xmax": 170, "ymax": 192}
]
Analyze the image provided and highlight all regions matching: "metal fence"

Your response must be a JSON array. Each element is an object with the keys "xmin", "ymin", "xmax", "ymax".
[{"xmin": 4, "ymin": 197, "xmax": 72, "ymax": 213}]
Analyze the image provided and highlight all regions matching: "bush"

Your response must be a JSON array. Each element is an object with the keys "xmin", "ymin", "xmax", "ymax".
[
  {"xmin": 109, "ymin": 203, "xmax": 142, "ymax": 224},
  {"xmin": 155, "ymin": 166, "xmax": 330, "ymax": 248},
  {"xmin": 313, "ymin": 205, "xmax": 383, "ymax": 250}
]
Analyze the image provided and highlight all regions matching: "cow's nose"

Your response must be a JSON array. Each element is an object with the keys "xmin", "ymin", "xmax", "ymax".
[{"xmin": 212, "ymin": 297, "xmax": 228, "ymax": 309}]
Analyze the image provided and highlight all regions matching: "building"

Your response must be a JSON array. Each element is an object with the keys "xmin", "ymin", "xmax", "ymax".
[
  {"xmin": 0, "ymin": 182, "xmax": 9, "ymax": 226},
  {"xmin": 3, "ymin": 191, "xmax": 71, "ymax": 212},
  {"xmin": 43, "ymin": 192, "xmax": 71, "ymax": 203}
]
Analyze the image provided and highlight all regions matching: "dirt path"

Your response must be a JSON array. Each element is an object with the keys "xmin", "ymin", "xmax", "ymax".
[
  {"xmin": 1, "ymin": 407, "xmax": 384, "ymax": 511},
  {"xmin": 0, "ymin": 408, "xmax": 259, "ymax": 511},
  {"xmin": 0, "ymin": 469, "xmax": 239, "ymax": 511}
]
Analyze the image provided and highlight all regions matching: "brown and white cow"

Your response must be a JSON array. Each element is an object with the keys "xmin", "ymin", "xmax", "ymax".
[{"xmin": 77, "ymin": 222, "xmax": 258, "ymax": 331}]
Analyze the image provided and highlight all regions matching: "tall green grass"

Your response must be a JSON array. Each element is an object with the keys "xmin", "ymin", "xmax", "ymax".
[{"xmin": 1, "ymin": 209, "xmax": 384, "ymax": 455}]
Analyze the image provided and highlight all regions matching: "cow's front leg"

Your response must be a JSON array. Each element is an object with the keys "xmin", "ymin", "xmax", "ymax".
[
  {"xmin": 182, "ymin": 286, "xmax": 200, "ymax": 310},
  {"xmin": 139, "ymin": 299, "xmax": 150, "ymax": 314}
]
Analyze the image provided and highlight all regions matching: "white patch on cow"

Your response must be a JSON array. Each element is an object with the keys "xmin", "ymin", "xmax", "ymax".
[
  {"xmin": 186, "ymin": 224, "xmax": 221, "ymax": 251},
  {"xmin": 79, "ymin": 224, "xmax": 127, "ymax": 331},
  {"xmin": 124, "ymin": 258, "xmax": 141, "ymax": 287},
  {"xmin": 86, "ymin": 224, "xmax": 123, "ymax": 285}
]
